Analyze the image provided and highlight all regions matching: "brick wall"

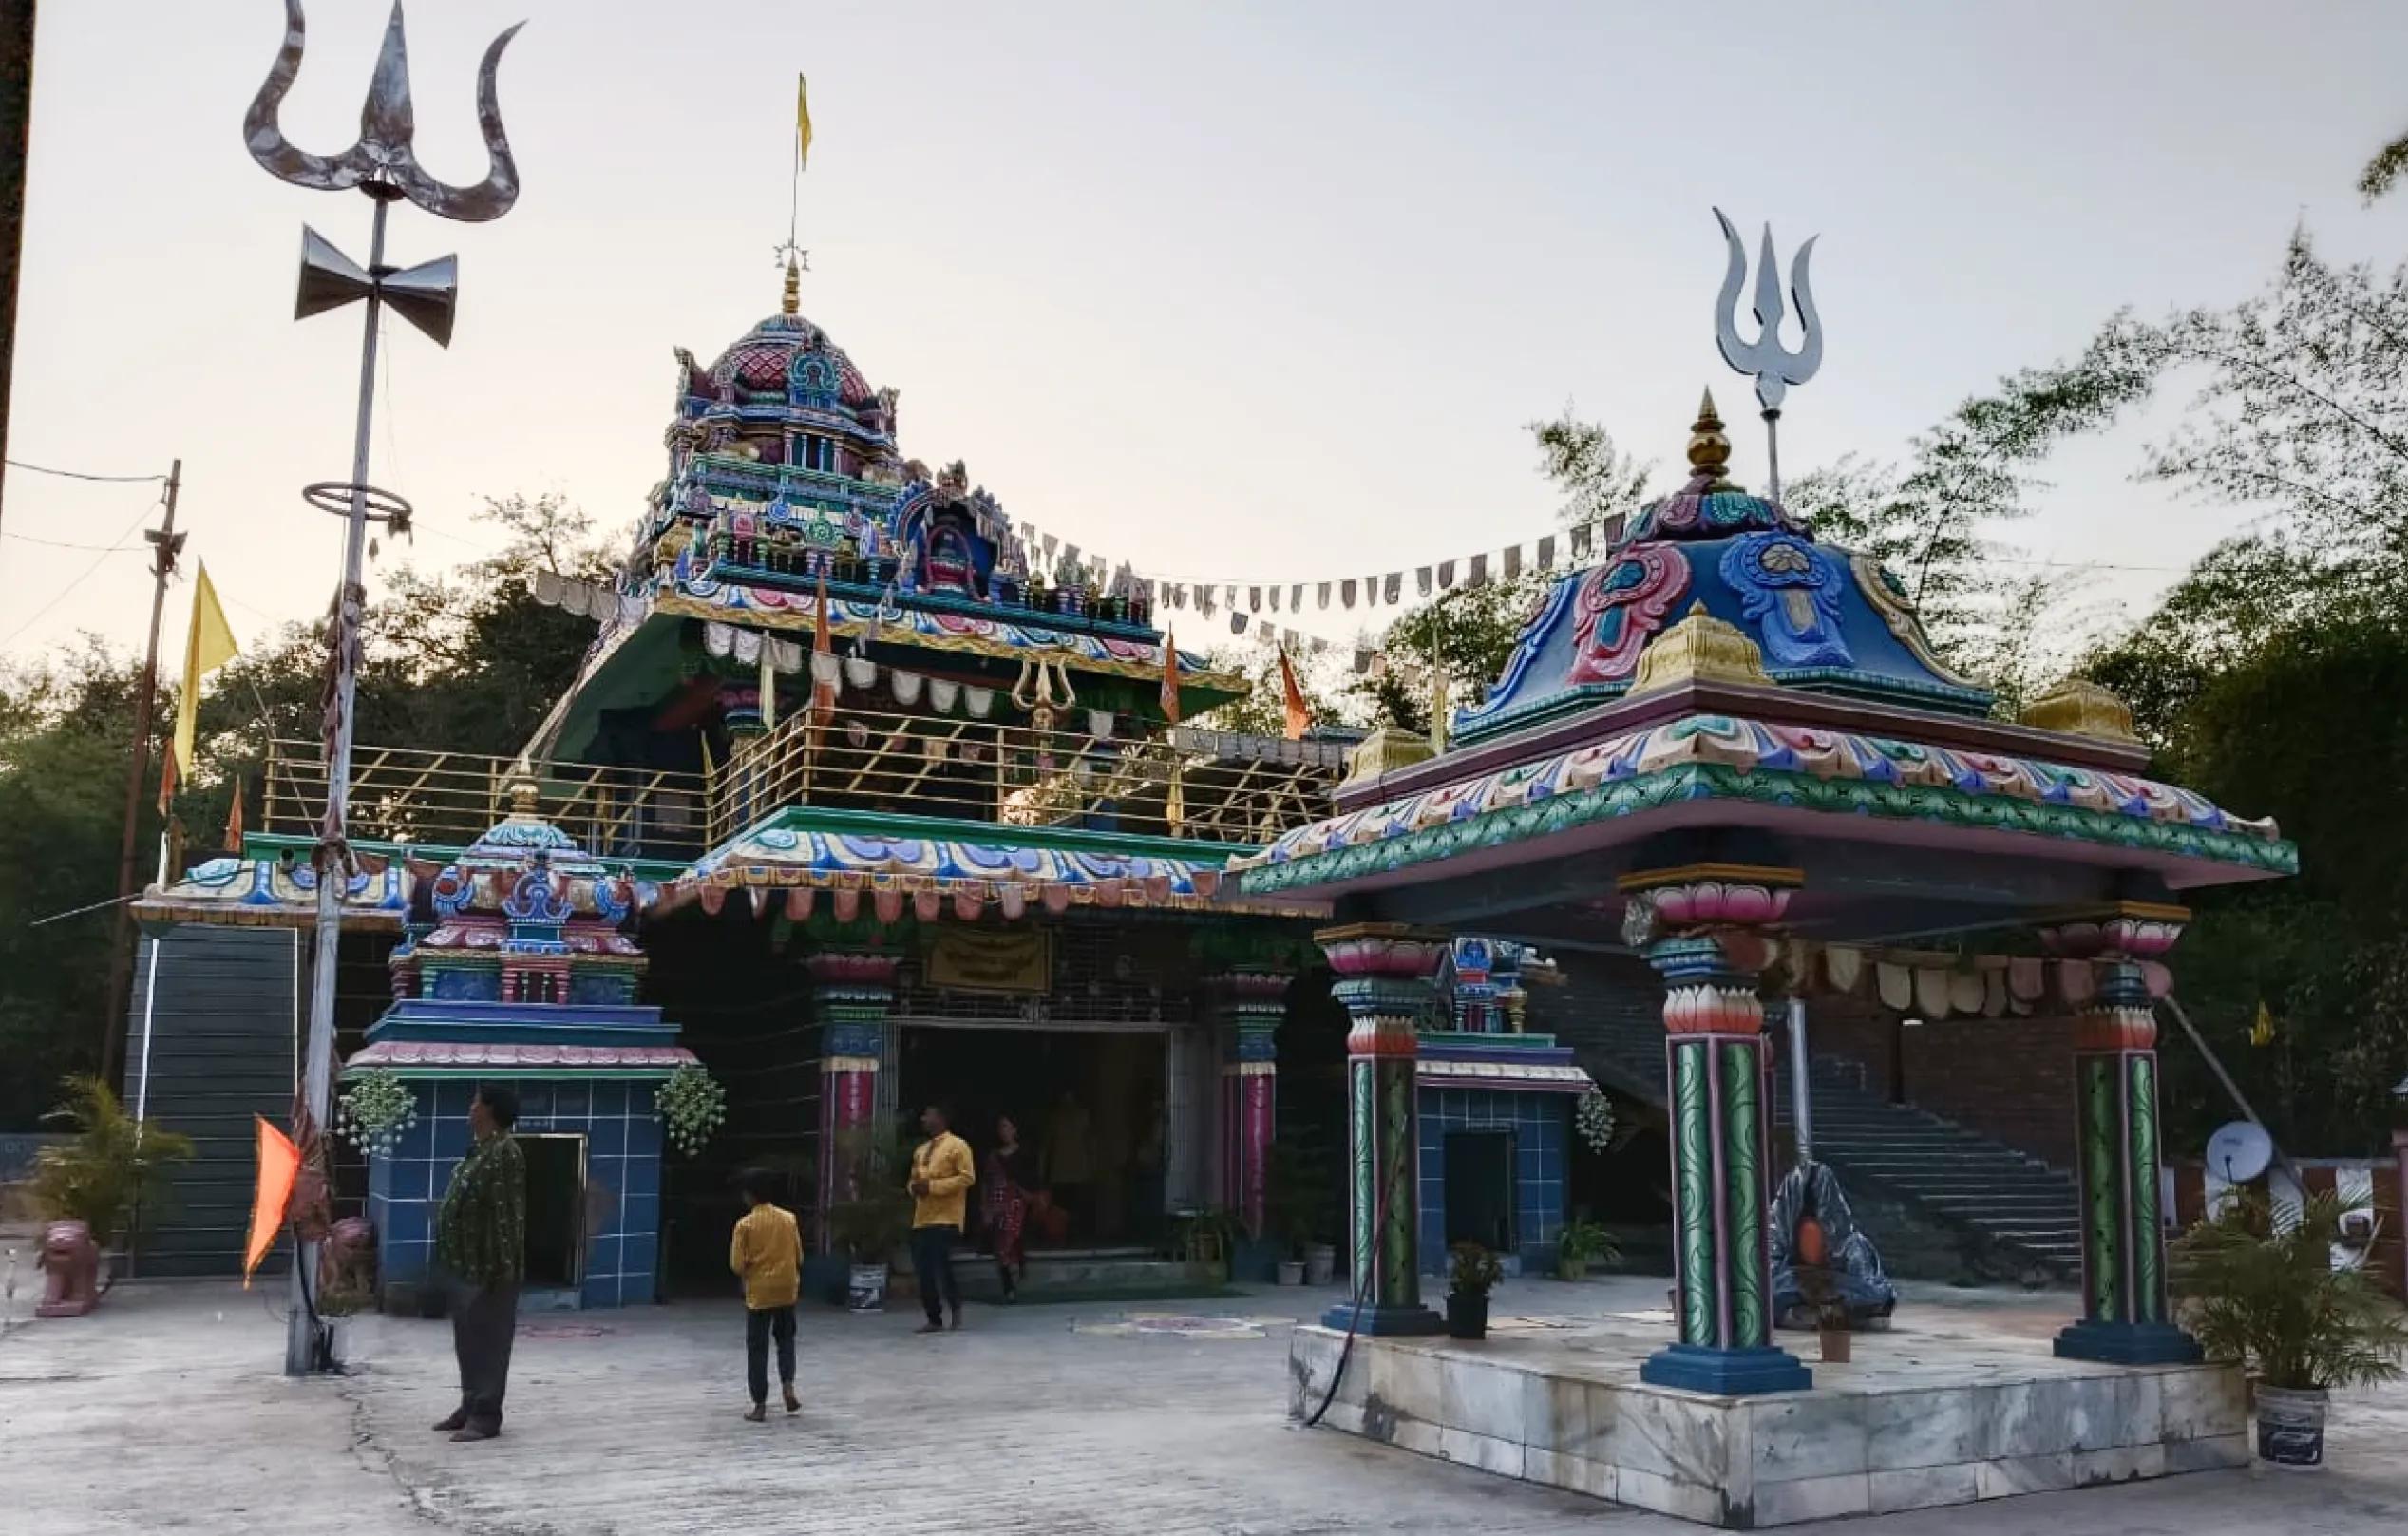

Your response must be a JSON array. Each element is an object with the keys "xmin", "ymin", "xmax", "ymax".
[{"xmin": 1896, "ymin": 1016, "xmax": 2076, "ymax": 1170}]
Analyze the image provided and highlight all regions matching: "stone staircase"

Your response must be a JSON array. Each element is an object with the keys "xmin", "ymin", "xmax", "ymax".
[{"xmin": 1559, "ymin": 1003, "xmax": 2083, "ymax": 1278}]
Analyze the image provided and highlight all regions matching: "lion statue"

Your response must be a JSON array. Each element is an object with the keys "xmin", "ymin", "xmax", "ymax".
[{"xmin": 35, "ymin": 1219, "xmax": 101, "ymax": 1318}]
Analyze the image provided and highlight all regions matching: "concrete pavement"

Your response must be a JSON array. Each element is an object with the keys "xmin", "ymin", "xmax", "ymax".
[{"xmin": 4, "ymin": 1273, "xmax": 2405, "ymax": 1535}]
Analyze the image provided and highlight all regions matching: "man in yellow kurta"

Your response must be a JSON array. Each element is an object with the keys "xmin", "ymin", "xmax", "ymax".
[
  {"xmin": 729, "ymin": 1169, "xmax": 804, "ymax": 1421},
  {"xmin": 907, "ymin": 1104, "xmax": 976, "ymax": 1333}
]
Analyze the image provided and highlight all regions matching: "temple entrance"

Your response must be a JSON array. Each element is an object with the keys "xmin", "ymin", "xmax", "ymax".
[
  {"xmin": 520, "ymin": 1133, "xmax": 588, "ymax": 1297},
  {"xmin": 897, "ymin": 1024, "xmax": 1167, "ymax": 1249},
  {"xmin": 1444, "ymin": 1129, "xmax": 1518, "ymax": 1255}
]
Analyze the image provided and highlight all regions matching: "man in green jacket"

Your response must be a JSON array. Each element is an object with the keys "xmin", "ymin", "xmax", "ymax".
[{"xmin": 433, "ymin": 1085, "xmax": 525, "ymax": 1442}]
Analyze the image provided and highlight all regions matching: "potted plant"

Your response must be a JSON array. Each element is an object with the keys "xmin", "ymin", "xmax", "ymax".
[
  {"xmin": 1266, "ymin": 1131, "xmax": 1337, "ymax": 1286},
  {"xmin": 30, "ymin": 1076, "xmax": 195, "ymax": 1283},
  {"xmin": 2173, "ymin": 1189, "xmax": 2408, "ymax": 1468},
  {"xmin": 1556, "ymin": 1217, "xmax": 1618, "ymax": 1281},
  {"xmin": 1447, "ymin": 1241, "xmax": 1503, "ymax": 1340},
  {"xmin": 825, "ymin": 1128, "xmax": 912, "ymax": 1313}
]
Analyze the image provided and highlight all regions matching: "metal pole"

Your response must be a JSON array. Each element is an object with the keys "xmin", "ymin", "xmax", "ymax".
[
  {"xmin": 1762, "ymin": 410, "xmax": 1783, "ymax": 504},
  {"xmin": 1786, "ymin": 996, "xmax": 1811, "ymax": 1165},
  {"xmin": 101, "ymin": 460, "xmax": 181, "ymax": 1089},
  {"xmin": 0, "ymin": 0, "xmax": 34, "ymax": 546},
  {"xmin": 288, "ymin": 193, "xmax": 389, "ymax": 1377}
]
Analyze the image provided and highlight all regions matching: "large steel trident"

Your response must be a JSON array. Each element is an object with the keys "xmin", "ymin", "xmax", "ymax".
[
  {"xmin": 242, "ymin": 0, "xmax": 524, "ymax": 1377},
  {"xmin": 1712, "ymin": 208, "xmax": 1822, "ymax": 503}
]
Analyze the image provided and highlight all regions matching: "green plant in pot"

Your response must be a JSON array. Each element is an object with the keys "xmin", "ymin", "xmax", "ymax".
[
  {"xmin": 1265, "ymin": 1130, "xmax": 1338, "ymax": 1285},
  {"xmin": 1556, "ymin": 1217, "xmax": 1618, "ymax": 1281},
  {"xmin": 1447, "ymin": 1241, "xmax": 1503, "ymax": 1340},
  {"xmin": 31, "ymin": 1076, "xmax": 195, "ymax": 1260},
  {"xmin": 2173, "ymin": 1189, "xmax": 2408, "ymax": 1468},
  {"xmin": 825, "ymin": 1128, "xmax": 913, "ymax": 1312}
]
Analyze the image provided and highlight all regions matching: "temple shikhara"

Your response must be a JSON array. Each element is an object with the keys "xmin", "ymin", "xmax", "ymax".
[{"xmin": 127, "ymin": 128, "xmax": 2318, "ymax": 1527}]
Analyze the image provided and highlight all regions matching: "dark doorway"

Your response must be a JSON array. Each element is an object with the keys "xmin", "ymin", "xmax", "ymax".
[
  {"xmin": 521, "ymin": 1133, "xmax": 587, "ymax": 1291},
  {"xmin": 1445, "ymin": 1130, "xmax": 1517, "ymax": 1254},
  {"xmin": 899, "ymin": 1026, "xmax": 1166, "ymax": 1248}
]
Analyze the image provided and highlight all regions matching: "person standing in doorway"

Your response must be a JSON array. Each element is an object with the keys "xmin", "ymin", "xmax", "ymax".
[
  {"xmin": 907, "ymin": 1103, "xmax": 975, "ymax": 1334},
  {"xmin": 981, "ymin": 1113, "xmax": 1033, "ymax": 1301},
  {"xmin": 433, "ymin": 1085, "xmax": 525, "ymax": 1443},
  {"xmin": 730, "ymin": 1169, "xmax": 804, "ymax": 1422}
]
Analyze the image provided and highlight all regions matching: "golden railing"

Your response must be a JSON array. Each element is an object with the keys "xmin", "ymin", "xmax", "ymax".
[
  {"xmin": 260, "ymin": 711, "xmax": 1340, "ymax": 865},
  {"xmin": 706, "ymin": 706, "xmax": 1342, "ymax": 849},
  {"xmin": 260, "ymin": 740, "xmax": 712, "ymax": 863}
]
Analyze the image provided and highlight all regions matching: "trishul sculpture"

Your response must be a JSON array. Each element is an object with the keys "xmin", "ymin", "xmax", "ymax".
[
  {"xmin": 1711, "ymin": 208, "xmax": 1823, "ymax": 503},
  {"xmin": 240, "ymin": 0, "xmax": 524, "ymax": 1377}
]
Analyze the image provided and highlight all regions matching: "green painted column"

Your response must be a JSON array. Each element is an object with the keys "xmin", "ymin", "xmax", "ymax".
[
  {"xmin": 1315, "ymin": 922, "xmax": 1447, "ymax": 1337},
  {"xmin": 2047, "ymin": 904, "xmax": 2202, "ymax": 1365},
  {"xmin": 1621, "ymin": 864, "xmax": 1811, "ymax": 1394}
]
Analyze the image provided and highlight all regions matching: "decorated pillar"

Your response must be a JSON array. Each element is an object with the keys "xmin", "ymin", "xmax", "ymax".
[
  {"xmin": 1621, "ymin": 864, "xmax": 1812, "ymax": 1394},
  {"xmin": 1207, "ymin": 970, "xmax": 1292, "ymax": 1240},
  {"xmin": 807, "ymin": 950, "xmax": 901, "ymax": 1243},
  {"xmin": 1316, "ymin": 922, "xmax": 1448, "ymax": 1336},
  {"xmin": 2044, "ymin": 903, "xmax": 2202, "ymax": 1365}
]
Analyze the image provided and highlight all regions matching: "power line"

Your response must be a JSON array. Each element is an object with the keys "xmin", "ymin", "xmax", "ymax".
[
  {"xmin": 4, "ymin": 457, "xmax": 168, "ymax": 484},
  {"xmin": 2, "ymin": 528, "xmax": 142, "ymax": 552},
  {"xmin": 0, "ymin": 495, "xmax": 161, "ymax": 649}
]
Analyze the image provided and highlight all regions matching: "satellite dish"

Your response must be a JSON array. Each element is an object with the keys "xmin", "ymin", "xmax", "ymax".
[{"xmin": 2207, "ymin": 1121, "xmax": 2274, "ymax": 1184}]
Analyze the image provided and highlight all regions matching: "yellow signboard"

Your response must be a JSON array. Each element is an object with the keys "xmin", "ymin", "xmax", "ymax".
[{"xmin": 925, "ymin": 926, "xmax": 1052, "ymax": 995}]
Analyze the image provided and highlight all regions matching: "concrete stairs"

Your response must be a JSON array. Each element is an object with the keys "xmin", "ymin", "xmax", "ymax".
[{"xmin": 1555, "ymin": 1000, "xmax": 2082, "ymax": 1278}]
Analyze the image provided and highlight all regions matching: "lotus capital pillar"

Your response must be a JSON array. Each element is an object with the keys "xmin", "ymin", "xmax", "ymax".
[
  {"xmin": 1621, "ymin": 863, "xmax": 1813, "ymax": 1394},
  {"xmin": 2043, "ymin": 903, "xmax": 2202, "ymax": 1365},
  {"xmin": 1316, "ymin": 922, "xmax": 1449, "ymax": 1337}
]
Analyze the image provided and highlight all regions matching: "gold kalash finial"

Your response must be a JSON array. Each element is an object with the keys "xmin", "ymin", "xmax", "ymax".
[
  {"xmin": 781, "ymin": 251, "xmax": 801, "ymax": 316},
  {"xmin": 1687, "ymin": 389, "xmax": 1734, "ymax": 487}
]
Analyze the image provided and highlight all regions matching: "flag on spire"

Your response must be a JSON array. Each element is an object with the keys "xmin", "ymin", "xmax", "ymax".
[
  {"xmin": 1278, "ymin": 646, "xmax": 1311, "ymax": 741},
  {"xmin": 223, "ymin": 778, "xmax": 246, "ymax": 851},
  {"xmin": 796, "ymin": 74, "xmax": 813, "ymax": 169},
  {"xmin": 162, "ymin": 563, "xmax": 239, "ymax": 813}
]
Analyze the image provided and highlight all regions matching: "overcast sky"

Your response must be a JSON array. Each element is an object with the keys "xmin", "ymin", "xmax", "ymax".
[{"xmin": 7, "ymin": 0, "xmax": 2408, "ymax": 668}]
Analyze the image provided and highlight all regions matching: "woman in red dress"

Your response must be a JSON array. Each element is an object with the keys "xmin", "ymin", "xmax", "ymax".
[{"xmin": 981, "ymin": 1113, "xmax": 1033, "ymax": 1300}]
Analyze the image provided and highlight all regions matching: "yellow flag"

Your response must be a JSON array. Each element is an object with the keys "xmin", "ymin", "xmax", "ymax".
[
  {"xmin": 759, "ymin": 631, "xmax": 778, "ymax": 731},
  {"xmin": 796, "ymin": 74, "xmax": 812, "ymax": 169},
  {"xmin": 2249, "ymin": 1001, "xmax": 2276, "ymax": 1047},
  {"xmin": 173, "ymin": 563, "xmax": 240, "ymax": 778}
]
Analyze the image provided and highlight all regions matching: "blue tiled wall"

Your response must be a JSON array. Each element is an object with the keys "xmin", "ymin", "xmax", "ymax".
[
  {"xmin": 1415, "ymin": 1087, "xmax": 1568, "ymax": 1276},
  {"xmin": 366, "ymin": 1077, "xmax": 662, "ymax": 1309}
]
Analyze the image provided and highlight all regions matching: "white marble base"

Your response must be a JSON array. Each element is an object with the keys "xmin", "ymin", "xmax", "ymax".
[{"xmin": 1289, "ymin": 1309, "xmax": 2247, "ymax": 1528}]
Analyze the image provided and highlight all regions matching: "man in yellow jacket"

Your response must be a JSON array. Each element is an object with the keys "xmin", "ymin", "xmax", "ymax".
[
  {"xmin": 907, "ymin": 1103, "xmax": 976, "ymax": 1333},
  {"xmin": 729, "ymin": 1169, "xmax": 804, "ymax": 1421}
]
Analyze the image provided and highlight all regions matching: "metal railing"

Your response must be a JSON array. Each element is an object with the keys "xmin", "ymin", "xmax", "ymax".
[
  {"xmin": 259, "ymin": 710, "xmax": 1337, "ymax": 866},
  {"xmin": 261, "ymin": 740, "xmax": 711, "ymax": 863},
  {"xmin": 707, "ymin": 704, "xmax": 1339, "ymax": 848}
]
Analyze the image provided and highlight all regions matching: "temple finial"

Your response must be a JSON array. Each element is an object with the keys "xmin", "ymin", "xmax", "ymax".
[
  {"xmin": 507, "ymin": 759, "xmax": 541, "ymax": 815},
  {"xmin": 781, "ymin": 253, "xmax": 801, "ymax": 316},
  {"xmin": 1687, "ymin": 389, "xmax": 1732, "ymax": 482}
]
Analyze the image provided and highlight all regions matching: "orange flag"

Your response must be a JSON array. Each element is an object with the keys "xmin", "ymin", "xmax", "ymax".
[
  {"xmin": 1159, "ymin": 629, "xmax": 1181, "ymax": 726},
  {"xmin": 1279, "ymin": 647, "xmax": 1311, "ymax": 741},
  {"xmin": 223, "ymin": 779, "xmax": 245, "ymax": 851},
  {"xmin": 156, "ymin": 744, "xmax": 179, "ymax": 816},
  {"xmin": 810, "ymin": 571, "xmax": 837, "ymax": 727},
  {"xmin": 244, "ymin": 1115, "xmax": 301, "ymax": 1287}
]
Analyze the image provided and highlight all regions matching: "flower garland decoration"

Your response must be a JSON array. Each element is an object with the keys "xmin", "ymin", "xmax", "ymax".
[
  {"xmin": 335, "ymin": 1069, "xmax": 418, "ymax": 1159},
  {"xmin": 1575, "ymin": 1087, "xmax": 1616, "ymax": 1155},
  {"xmin": 654, "ymin": 1064, "xmax": 726, "ymax": 1157}
]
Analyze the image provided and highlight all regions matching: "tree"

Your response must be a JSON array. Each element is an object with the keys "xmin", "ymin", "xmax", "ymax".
[{"xmin": 1526, "ymin": 407, "xmax": 1652, "ymax": 541}]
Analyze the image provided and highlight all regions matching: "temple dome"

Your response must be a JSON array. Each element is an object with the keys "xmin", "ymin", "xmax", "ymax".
[
  {"xmin": 1618, "ymin": 391, "xmax": 1807, "ymax": 544},
  {"xmin": 704, "ymin": 312, "xmax": 877, "ymax": 406}
]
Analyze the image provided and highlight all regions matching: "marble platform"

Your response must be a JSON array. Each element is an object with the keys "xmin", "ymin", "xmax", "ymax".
[{"xmin": 1288, "ymin": 1301, "xmax": 2248, "ymax": 1527}]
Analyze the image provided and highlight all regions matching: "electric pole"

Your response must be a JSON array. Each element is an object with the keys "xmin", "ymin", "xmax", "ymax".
[
  {"xmin": 0, "ymin": 0, "xmax": 35, "ymax": 543},
  {"xmin": 100, "ymin": 458, "xmax": 182, "ymax": 1089}
]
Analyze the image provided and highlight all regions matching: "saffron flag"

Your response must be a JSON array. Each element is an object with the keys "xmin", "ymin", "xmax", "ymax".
[
  {"xmin": 810, "ymin": 572, "xmax": 837, "ymax": 726},
  {"xmin": 1159, "ymin": 629, "xmax": 1181, "ymax": 726},
  {"xmin": 156, "ymin": 743, "xmax": 179, "ymax": 816},
  {"xmin": 223, "ymin": 778, "xmax": 245, "ymax": 850},
  {"xmin": 796, "ymin": 74, "xmax": 813, "ymax": 168},
  {"xmin": 173, "ymin": 563, "xmax": 240, "ymax": 780},
  {"xmin": 244, "ymin": 1115, "xmax": 301, "ymax": 1288},
  {"xmin": 759, "ymin": 630, "xmax": 778, "ymax": 731},
  {"xmin": 1279, "ymin": 647, "xmax": 1311, "ymax": 741}
]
